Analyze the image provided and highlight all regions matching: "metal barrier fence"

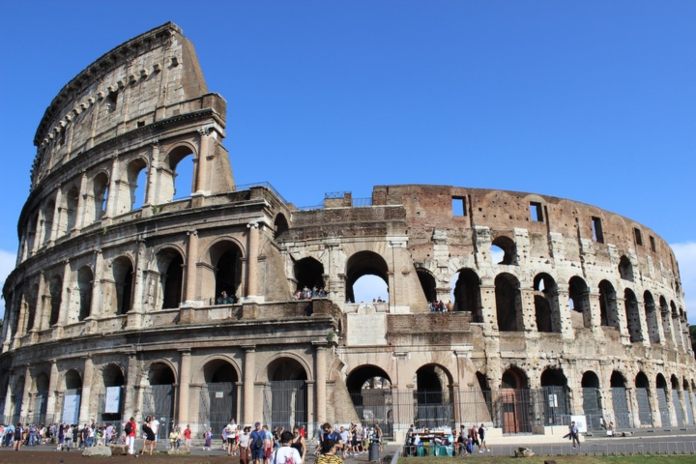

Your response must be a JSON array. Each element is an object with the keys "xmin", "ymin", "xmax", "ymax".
[{"xmin": 403, "ymin": 440, "xmax": 696, "ymax": 457}]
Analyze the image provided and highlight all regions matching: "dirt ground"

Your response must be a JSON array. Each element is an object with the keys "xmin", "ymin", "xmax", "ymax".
[{"xmin": 0, "ymin": 449, "xmax": 242, "ymax": 464}]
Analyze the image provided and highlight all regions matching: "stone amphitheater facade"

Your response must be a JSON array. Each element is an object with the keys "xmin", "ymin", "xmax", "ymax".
[{"xmin": 1, "ymin": 22, "xmax": 694, "ymax": 441}]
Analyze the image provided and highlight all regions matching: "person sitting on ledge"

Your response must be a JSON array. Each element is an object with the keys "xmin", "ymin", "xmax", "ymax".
[{"xmin": 216, "ymin": 290, "xmax": 236, "ymax": 305}]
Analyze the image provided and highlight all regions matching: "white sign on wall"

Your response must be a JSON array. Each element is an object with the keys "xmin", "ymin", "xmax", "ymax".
[
  {"xmin": 104, "ymin": 386, "xmax": 121, "ymax": 414},
  {"xmin": 62, "ymin": 393, "xmax": 80, "ymax": 424},
  {"xmin": 570, "ymin": 415, "xmax": 588, "ymax": 433}
]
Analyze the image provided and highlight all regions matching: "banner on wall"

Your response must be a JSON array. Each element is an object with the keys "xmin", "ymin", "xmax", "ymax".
[{"xmin": 104, "ymin": 386, "xmax": 121, "ymax": 414}]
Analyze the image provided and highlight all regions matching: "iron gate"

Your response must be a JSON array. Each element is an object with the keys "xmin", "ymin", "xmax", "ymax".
[
  {"xmin": 142, "ymin": 385, "xmax": 174, "ymax": 440},
  {"xmin": 199, "ymin": 382, "xmax": 237, "ymax": 435},
  {"xmin": 414, "ymin": 390, "xmax": 453, "ymax": 429},
  {"xmin": 541, "ymin": 386, "xmax": 570, "ymax": 426},
  {"xmin": 686, "ymin": 392, "xmax": 694, "ymax": 425},
  {"xmin": 611, "ymin": 387, "xmax": 632, "ymax": 429},
  {"xmin": 263, "ymin": 380, "xmax": 307, "ymax": 430},
  {"xmin": 656, "ymin": 388, "xmax": 670, "ymax": 427},
  {"xmin": 33, "ymin": 392, "xmax": 47, "ymax": 425},
  {"xmin": 497, "ymin": 389, "xmax": 532, "ymax": 433},
  {"xmin": 636, "ymin": 387, "xmax": 653, "ymax": 427},
  {"xmin": 350, "ymin": 389, "xmax": 394, "ymax": 438},
  {"xmin": 582, "ymin": 387, "xmax": 603, "ymax": 430}
]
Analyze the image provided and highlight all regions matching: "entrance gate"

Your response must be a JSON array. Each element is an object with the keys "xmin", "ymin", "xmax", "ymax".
[
  {"xmin": 499, "ymin": 389, "xmax": 532, "ymax": 433},
  {"xmin": 635, "ymin": 387, "xmax": 653, "ymax": 426},
  {"xmin": 672, "ymin": 390, "xmax": 685, "ymax": 427},
  {"xmin": 142, "ymin": 385, "xmax": 174, "ymax": 440},
  {"xmin": 351, "ymin": 389, "xmax": 394, "ymax": 439},
  {"xmin": 611, "ymin": 387, "xmax": 632, "ymax": 429},
  {"xmin": 199, "ymin": 382, "xmax": 236, "ymax": 435},
  {"xmin": 414, "ymin": 390, "xmax": 453, "ymax": 429},
  {"xmin": 263, "ymin": 380, "xmax": 307, "ymax": 430},
  {"xmin": 582, "ymin": 387, "xmax": 603, "ymax": 430}
]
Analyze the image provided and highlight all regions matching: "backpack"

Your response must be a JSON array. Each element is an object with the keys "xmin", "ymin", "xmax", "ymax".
[
  {"xmin": 252, "ymin": 431, "xmax": 264, "ymax": 450},
  {"xmin": 124, "ymin": 422, "xmax": 133, "ymax": 435}
]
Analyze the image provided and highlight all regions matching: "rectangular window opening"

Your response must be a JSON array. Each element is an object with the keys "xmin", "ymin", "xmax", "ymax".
[
  {"xmin": 592, "ymin": 217, "xmax": 604, "ymax": 243},
  {"xmin": 107, "ymin": 90, "xmax": 118, "ymax": 112},
  {"xmin": 529, "ymin": 202, "xmax": 543, "ymax": 222},
  {"xmin": 452, "ymin": 196, "xmax": 466, "ymax": 217},
  {"xmin": 650, "ymin": 236, "xmax": 656, "ymax": 252},
  {"xmin": 634, "ymin": 227, "xmax": 643, "ymax": 246}
]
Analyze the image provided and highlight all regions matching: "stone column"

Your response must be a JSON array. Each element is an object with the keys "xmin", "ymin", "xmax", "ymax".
[
  {"xmin": 105, "ymin": 157, "xmax": 120, "ymax": 218},
  {"xmin": 195, "ymin": 128, "xmax": 210, "ymax": 194},
  {"xmin": 647, "ymin": 382, "xmax": 660, "ymax": 428},
  {"xmin": 184, "ymin": 230, "xmax": 199, "ymax": 304},
  {"xmin": 75, "ymin": 171, "xmax": 88, "ymax": 231},
  {"xmin": 145, "ymin": 142, "xmax": 159, "ymax": 206},
  {"xmin": 89, "ymin": 250, "xmax": 104, "ymax": 319},
  {"xmin": 3, "ymin": 372, "xmax": 14, "ymax": 420},
  {"xmin": 46, "ymin": 360, "xmax": 59, "ymax": 423},
  {"xmin": 79, "ymin": 357, "xmax": 94, "ymax": 424},
  {"xmin": 51, "ymin": 187, "xmax": 64, "ymax": 241},
  {"xmin": 178, "ymin": 350, "xmax": 191, "ymax": 425},
  {"xmin": 588, "ymin": 291, "xmax": 603, "ymax": 336},
  {"xmin": 59, "ymin": 260, "xmax": 71, "ymax": 327},
  {"xmin": 557, "ymin": 289, "xmax": 574, "ymax": 339},
  {"xmin": 129, "ymin": 239, "xmax": 147, "ymax": 324},
  {"xmin": 314, "ymin": 343, "xmax": 327, "ymax": 426},
  {"xmin": 36, "ymin": 272, "xmax": 48, "ymax": 331},
  {"xmin": 665, "ymin": 383, "xmax": 677, "ymax": 427},
  {"xmin": 123, "ymin": 352, "xmax": 140, "ymax": 421},
  {"xmin": 243, "ymin": 346, "xmax": 256, "ymax": 425},
  {"xmin": 245, "ymin": 223, "xmax": 260, "ymax": 300},
  {"xmin": 20, "ymin": 365, "xmax": 32, "ymax": 421}
]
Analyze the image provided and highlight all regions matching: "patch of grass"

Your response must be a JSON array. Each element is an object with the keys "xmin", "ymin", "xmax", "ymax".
[{"xmin": 398, "ymin": 455, "xmax": 696, "ymax": 464}]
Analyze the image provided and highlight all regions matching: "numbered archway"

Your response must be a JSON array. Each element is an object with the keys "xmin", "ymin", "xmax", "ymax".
[{"xmin": 264, "ymin": 357, "xmax": 308, "ymax": 429}]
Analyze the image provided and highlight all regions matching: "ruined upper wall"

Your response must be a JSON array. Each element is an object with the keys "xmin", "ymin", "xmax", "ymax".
[{"xmin": 30, "ymin": 22, "xmax": 209, "ymax": 189}]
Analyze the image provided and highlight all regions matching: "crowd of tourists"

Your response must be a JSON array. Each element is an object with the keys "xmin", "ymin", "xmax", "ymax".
[
  {"xmin": 294, "ymin": 286, "xmax": 328, "ymax": 300},
  {"xmin": 405, "ymin": 423, "xmax": 491, "ymax": 456},
  {"xmin": 428, "ymin": 300, "xmax": 453, "ymax": 312},
  {"xmin": 0, "ymin": 421, "xmax": 125, "ymax": 451}
]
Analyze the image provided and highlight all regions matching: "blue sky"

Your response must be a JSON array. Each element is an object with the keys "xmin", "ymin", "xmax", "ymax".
[{"xmin": 0, "ymin": 1, "xmax": 694, "ymax": 317}]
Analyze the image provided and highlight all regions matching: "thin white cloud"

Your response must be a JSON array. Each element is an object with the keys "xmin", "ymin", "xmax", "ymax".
[{"xmin": 672, "ymin": 242, "xmax": 696, "ymax": 324}]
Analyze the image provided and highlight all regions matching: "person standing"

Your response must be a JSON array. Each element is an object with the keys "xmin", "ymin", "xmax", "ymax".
[
  {"xmin": 13, "ymin": 423, "xmax": 23, "ymax": 451},
  {"xmin": 272, "ymin": 430, "xmax": 303, "ymax": 464},
  {"xmin": 150, "ymin": 416, "xmax": 160, "ymax": 445},
  {"xmin": 571, "ymin": 421, "xmax": 581, "ymax": 448},
  {"xmin": 140, "ymin": 418, "xmax": 156, "ymax": 455},
  {"xmin": 317, "ymin": 439, "xmax": 343, "ymax": 464},
  {"xmin": 239, "ymin": 425, "xmax": 251, "ymax": 464},
  {"xmin": 477, "ymin": 424, "xmax": 490, "ymax": 452},
  {"xmin": 250, "ymin": 422, "xmax": 266, "ymax": 464},
  {"xmin": 183, "ymin": 424, "xmax": 192, "ymax": 451},
  {"xmin": 125, "ymin": 416, "xmax": 137, "ymax": 455}
]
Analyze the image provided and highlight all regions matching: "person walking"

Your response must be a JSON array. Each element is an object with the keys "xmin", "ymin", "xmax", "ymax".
[
  {"xmin": 183, "ymin": 424, "xmax": 192, "ymax": 451},
  {"xmin": 570, "ymin": 421, "xmax": 581, "ymax": 448},
  {"xmin": 316, "ymin": 439, "xmax": 343, "ymax": 464},
  {"xmin": 250, "ymin": 422, "xmax": 266, "ymax": 464},
  {"xmin": 272, "ymin": 430, "xmax": 303, "ymax": 464},
  {"xmin": 125, "ymin": 416, "xmax": 137, "ymax": 455},
  {"xmin": 140, "ymin": 418, "xmax": 156, "ymax": 455},
  {"xmin": 239, "ymin": 425, "xmax": 251, "ymax": 464},
  {"xmin": 478, "ymin": 424, "xmax": 490, "ymax": 452}
]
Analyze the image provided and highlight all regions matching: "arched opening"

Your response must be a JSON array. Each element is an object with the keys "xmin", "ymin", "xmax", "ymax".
[
  {"xmin": 127, "ymin": 158, "xmax": 148, "ymax": 210},
  {"xmin": 533, "ymin": 273, "xmax": 560, "ymax": 333},
  {"xmin": 670, "ymin": 375, "xmax": 685, "ymax": 427},
  {"xmin": 540, "ymin": 368, "xmax": 570, "ymax": 425},
  {"xmin": 500, "ymin": 366, "xmax": 531, "ymax": 433},
  {"xmin": 26, "ymin": 213, "xmax": 39, "ymax": 255},
  {"xmin": 568, "ymin": 276, "xmax": 591, "ymax": 329},
  {"xmin": 265, "ymin": 358, "xmax": 308, "ymax": 429},
  {"xmin": 33, "ymin": 373, "xmax": 49, "ymax": 425},
  {"xmin": 11, "ymin": 376, "xmax": 25, "ymax": 425},
  {"xmin": 144, "ymin": 362, "xmax": 176, "ymax": 440},
  {"xmin": 660, "ymin": 296, "xmax": 673, "ymax": 345},
  {"xmin": 63, "ymin": 369, "xmax": 82, "ymax": 424},
  {"xmin": 164, "ymin": 146, "xmax": 195, "ymax": 202},
  {"xmin": 581, "ymin": 371, "xmax": 603, "ymax": 430},
  {"xmin": 93, "ymin": 172, "xmax": 109, "ymax": 222},
  {"xmin": 101, "ymin": 364, "xmax": 125, "ymax": 423},
  {"xmin": 294, "ymin": 257, "xmax": 325, "ymax": 294},
  {"xmin": 112, "ymin": 257, "xmax": 133, "ymax": 315},
  {"xmin": 65, "ymin": 186, "xmax": 80, "ymax": 233},
  {"xmin": 491, "ymin": 236, "xmax": 517, "ymax": 265},
  {"xmin": 475, "ymin": 372, "xmax": 494, "ymax": 422},
  {"xmin": 417, "ymin": 268, "xmax": 437, "ymax": 304},
  {"xmin": 610, "ymin": 371, "xmax": 632, "ymax": 428},
  {"xmin": 48, "ymin": 275, "xmax": 62, "ymax": 326},
  {"xmin": 347, "ymin": 365, "xmax": 393, "ymax": 438},
  {"xmin": 77, "ymin": 266, "xmax": 93, "ymax": 321},
  {"xmin": 643, "ymin": 291, "xmax": 660, "ymax": 344},
  {"xmin": 619, "ymin": 256, "xmax": 634, "ymax": 281},
  {"xmin": 452, "ymin": 269, "xmax": 482, "ymax": 321},
  {"xmin": 624, "ymin": 289, "xmax": 642, "ymax": 343},
  {"xmin": 345, "ymin": 251, "xmax": 389, "ymax": 303},
  {"xmin": 42, "ymin": 200, "xmax": 55, "ymax": 246},
  {"xmin": 25, "ymin": 285, "xmax": 38, "ymax": 333},
  {"xmin": 599, "ymin": 280, "xmax": 619, "ymax": 329},
  {"xmin": 495, "ymin": 273, "xmax": 523, "ymax": 331},
  {"xmin": 157, "ymin": 249, "xmax": 184, "ymax": 309},
  {"xmin": 274, "ymin": 214, "xmax": 289, "ymax": 240},
  {"xmin": 414, "ymin": 364, "xmax": 453, "ymax": 429},
  {"xmin": 671, "ymin": 301, "xmax": 683, "ymax": 349},
  {"xmin": 210, "ymin": 241, "xmax": 243, "ymax": 304},
  {"xmin": 655, "ymin": 374, "xmax": 671, "ymax": 427},
  {"xmin": 200, "ymin": 360, "xmax": 239, "ymax": 435},
  {"xmin": 635, "ymin": 372, "xmax": 653, "ymax": 427}
]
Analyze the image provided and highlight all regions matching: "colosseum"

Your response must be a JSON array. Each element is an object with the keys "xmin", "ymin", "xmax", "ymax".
[{"xmin": 1, "ymin": 22, "xmax": 694, "ymax": 443}]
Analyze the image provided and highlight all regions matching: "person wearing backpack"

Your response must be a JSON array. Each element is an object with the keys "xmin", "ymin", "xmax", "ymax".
[
  {"xmin": 125, "ymin": 417, "xmax": 136, "ymax": 455},
  {"xmin": 272, "ymin": 430, "xmax": 302, "ymax": 464},
  {"xmin": 250, "ymin": 422, "xmax": 266, "ymax": 464}
]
